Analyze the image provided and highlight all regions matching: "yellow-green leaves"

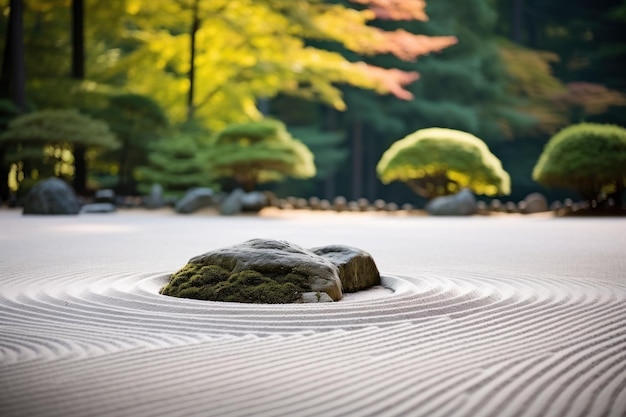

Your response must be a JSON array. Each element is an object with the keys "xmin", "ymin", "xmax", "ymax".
[{"xmin": 377, "ymin": 127, "xmax": 510, "ymax": 198}]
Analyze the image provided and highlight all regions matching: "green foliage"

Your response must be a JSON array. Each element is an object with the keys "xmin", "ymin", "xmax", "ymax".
[
  {"xmin": 207, "ymin": 119, "xmax": 315, "ymax": 191},
  {"xmin": 532, "ymin": 123, "xmax": 626, "ymax": 202},
  {"xmin": 0, "ymin": 109, "xmax": 117, "ymax": 148},
  {"xmin": 287, "ymin": 126, "xmax": 347, "ymax": 180},
  {"xmin": 377, "ymin": 127, "xmax": 510, "ymax": 199},
  {"xmin": 160, "ymin": 264, "xmax": 311, "ymax": 304},
  {"xmin": 362, "ymin": 0, "xmax": 531, "ymax": 142},
  {"xmin": 93, "ymin": 94, "xmax": 169, "ymax": 193},
  {"xmin": 0, "ymin": 109, "xmax": 118, "ymax": 191},
  {"xmin": 137, "ymin": 133, "xmax": 213, "ymax": 198}
]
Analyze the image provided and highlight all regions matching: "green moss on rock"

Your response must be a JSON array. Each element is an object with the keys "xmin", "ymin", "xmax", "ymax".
[{"xmin": 160, "ymin": 264, "xmax": 311, "ymax": 304}]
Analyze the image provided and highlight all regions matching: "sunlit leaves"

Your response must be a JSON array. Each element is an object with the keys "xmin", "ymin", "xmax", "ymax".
[
  {"xmin": 377, "ymin": 127, "xmax": 510, "ymax": 198},
  {"xmin": 105, "ymin": 0, "xmax": 455, "ymax": 128}
]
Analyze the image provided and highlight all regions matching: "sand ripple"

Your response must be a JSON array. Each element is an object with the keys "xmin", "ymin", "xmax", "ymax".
[{"xmin": 1, "ymin": 264, "xmax": 625, "ymax": 417}]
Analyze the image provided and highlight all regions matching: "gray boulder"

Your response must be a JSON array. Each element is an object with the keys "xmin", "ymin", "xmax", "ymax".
[
  {"xmin": 188, "ymin": 238, "xmax": 343, "ymax": 301},
  {"xmin": 22, "ymin": 178, "xmax": 81, "ymax": 215},
  {"xmin": 219, "ymin": 188, "xmax": 245, "ymax": 215},
  {"xmin": 94, "ymin": 188, "xmax": 115, "ymax": 203},
  {"xmin": 425, "ymin": 188, "xmax": 477, "ymax": 216},
  {"xmin": 520, "ymin": 192, "xmax": 548, "ymax": 214},
  {"xmin": 144, "ymin": 184, "xmax": 165, "ymax": 209},
  {"xmin": 311, "ymin": 245, "xmax": 380, "ymax": 292},
  {"xmin": 175, "ymin": 187, "xmax": 215, "ymax": 214},
  {"xmin": 240, "ymin": 191, "xmax": 269, "ymax": 212},
  {"xmin": 80, "ymin": 202, "xmax": 117, "ymax": 213}
]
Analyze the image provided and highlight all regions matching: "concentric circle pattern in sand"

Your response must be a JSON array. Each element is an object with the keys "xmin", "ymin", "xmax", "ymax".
[{"xmin": 1, "ymin": 212, "xmax": 625, "ymax": 417}]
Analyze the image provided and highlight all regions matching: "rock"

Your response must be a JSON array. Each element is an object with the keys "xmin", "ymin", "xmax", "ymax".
[
  {"xmin": 385, "ymin": 202, "xmax": 399, "ymax": 212},
  {"xmin": 549, "ymin": 201, "xmax": 562, "ymax": 211},
  {"xmin": 80, "ymin": 203, "xmax": 117, "ymax": 213},
  {"xmin": 319, "ymin": 199, "xmax": 332, "ymax": 210},
  {"xmin": 476, "ymin": 200, "xmax": 489, "ymax": 214},
  {"xmin": 144, "ymin": 184, "xmax": 165, "ymax": 209},
  {"xmin": 489, "ymin": 199, "xmax": 503, "ymax": 212},
  {"xmin": 240, "ymin": 191, "xmax": 269, "ymax": 212},
  {"xmin": 520, "ymin": 192, "xmax": 548, "ymax": 214},
  {"xmin": 425, "ymin": 188, "xmax": 477, "ymax": 216},
  {"xmin": 300, "ymin": 292, "xmax": 334, "ymax": 303},
  {"xmin": 168, "ymin": 239, "xmax": 343, "ymax": 302},
  {"xmin": 333, "ymin": 196, "xmax": 347, "ymax": 211},
  {"xmin": 294, "ymin": 198, "xmax": 308, "ymax": 209},
  {"xmin": 311, "ymin": 244, "xmax": 380, "ymax": 292},
  {"xmin": 175, "ymin": 187, "xmax": 215, "ymax": 214},
  {"xmin": 505, "ymin": 201, "xmax": 518, "ymax": 213},
  {"xmin": 357, "ymin": 198, "xmax": 370, "ymax": 211},
  {"xmin": 373, "ymin": 199, "xmax": 386, "ymax": 211},
  {"xmin": 94, "ymin": 189, "xmax": 115, "ymax": 203},
  {"xmin": 22, "ymin": 178, "xmax": 81, "ymax": 215},
  {"xmin": 219, "ymin": 188, "xmax": 245, "ymax": 215},
  {"xmin": 308, "ymin": 196, "xmax": 321, "ymax": 210}
]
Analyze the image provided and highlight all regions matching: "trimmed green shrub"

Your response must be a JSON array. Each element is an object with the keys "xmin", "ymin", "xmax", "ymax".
[
  {"xmin": 377, "ymin": 127, "xmax": 510, "ymax": 199},
  {"xmin": 206, "ymin": 119, "xmax": 315, "ymax": 191},
  {"xmin": 532, "ymin": 123, "xmax": 626, "ymax": 204}
]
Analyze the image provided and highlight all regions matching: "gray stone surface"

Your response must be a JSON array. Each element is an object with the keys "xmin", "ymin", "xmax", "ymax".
[
  {"xmin": 220, "ymin": 188, "xmax": 245, "ymax": 215},
  {"xmin": 521, "ymin": 192, "xmax": 549, "ymax": 214},
  {"xmin": 22, "ymin": 178, "xmax": 81, "ymax": 215},
  {"xmin": 425, "ymin": 188, "xmax": 477, "ymax": 216},
  {"xmin": 240, "ymin": 191, "xmax": 269, "ymax": 212},
  {"xmin": 80, "ymin": 203, "xmax": 117, "ymax": 213},
  {"xmin": 144, "ymin": 184, "xmax": 165, "ymax": 209},
  {"xmin": 311, "ymin": 244, "xmax": 380, "ymax": 292},
  {"xmin": 94, "ymin": 189, "xmax": 115, "ymax": 203},
  {"xmin": 189, "ymin": 238, "xmax": 343, "ymax": 301},
  {"xmin": 175, "ymin": 187, "xmax": 214, "ymax": 214}
]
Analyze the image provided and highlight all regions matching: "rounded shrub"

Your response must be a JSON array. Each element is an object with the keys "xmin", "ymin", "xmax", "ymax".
[
  {"xmin": 532, "ymin": 123, "xmax": 626, "ymax": 203},
  {"xmin": 377, "ymin": 127, "xmax": 510, "ymax": 199}
]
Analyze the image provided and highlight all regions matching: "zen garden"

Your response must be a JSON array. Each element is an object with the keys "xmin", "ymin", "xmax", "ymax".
[
  {"xmin": 1, "ymin": 2, "xmax": 626, "ymax": 417},
  {"xmin": 1, "ymin": 0, "xmax": 625, "ymax": 305}
]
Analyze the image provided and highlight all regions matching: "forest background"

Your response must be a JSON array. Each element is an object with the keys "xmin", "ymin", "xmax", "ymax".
[{"xmin": 1, "ymin": 0, "xmax": 625, "ymax": 207}]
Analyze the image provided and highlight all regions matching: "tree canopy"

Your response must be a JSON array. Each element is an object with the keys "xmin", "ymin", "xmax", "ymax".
[
  {"xmin": 207, "ymin": 119, "xmax": 315, "ymax": 192},
  {"xmin": 93, "ymin": 0, "xmax": 456, "ymax": 128},
  {"xmin": 0, "ymin": 109, "xmax": 117, "ymax": 148},
  {"xmin": 377, "ymin": 127, "xmax": 510, "ymax": 199},
  {"xmin": 532, "ymin": 123, "xmax": 626, "ymax": 203},
  {"xmin": 137, "ymin": 132, "xmax": 212, "ymax": 198}
]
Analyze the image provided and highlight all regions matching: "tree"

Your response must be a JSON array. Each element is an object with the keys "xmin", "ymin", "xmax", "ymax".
[
  {"xmin": 137, "ymin": 132, "xmax": 212, "ymax": 199},
  {"xmin": 273, "ymin": 126, "xmax": 348, "ymax": 198},
  {"xmin": 206, "ymin": 119, "xmax": 315, "ymax": 192},
  {"xmin": 111, "ymin": 0, "xmax": 456, "ymax": 128},
  {"xmin": 532, "ymin": 123, "xmax": 626, "ymax": 205},
  {"xmin": 377, "ymin": 127, "xmax": 510, "ymax": 199},
  {"xmin": 94, "ymin": 94, "xmax": 168, "ymax": 194},
  {"xmin": 0, "ymin": 109, "xmax": 118, "ymax": 194}
]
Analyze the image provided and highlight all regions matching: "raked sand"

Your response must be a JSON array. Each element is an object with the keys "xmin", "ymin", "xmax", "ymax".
[{"xmin": 1, "ymin": 208, "xmax": 625, "ymax": 417}]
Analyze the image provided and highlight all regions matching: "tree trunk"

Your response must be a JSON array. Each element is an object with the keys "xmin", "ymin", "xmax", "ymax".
[
  {"xmin": 512, "ymin": 0, "xmax": 523, "ymax": 43},
  {"xmin": 187, "ymin": 0, "xmax": 200, "ymax": 121},
  {"xmin": 0, "ymin": 146, "xmax": 8, "ymax": 204},
  {"xmin": 71, "ymin": 0, "xmax": 85, "ymax": 79},
  {"xmin": 2, "ymin": 0, "xmax": 27, "ymax": 110},
  {"xmin": 71, "ymin": 0, "xmax": 88, "ymax": 195},
  {"xmin": 0, "ymin": 0, "xmax": 26, "ymax": 203},
  {"xmin": 73, "ymin": 144, "xmax": 87, "ymax": 196},
  {"xmin": 351, "ymin": 120, "xmax": 364, "ymax": 200}
]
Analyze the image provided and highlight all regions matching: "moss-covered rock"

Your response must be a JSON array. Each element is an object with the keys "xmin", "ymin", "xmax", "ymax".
[{"xmin": 161, "ymin": 239, "xmax": 345, "ymax": 303}]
